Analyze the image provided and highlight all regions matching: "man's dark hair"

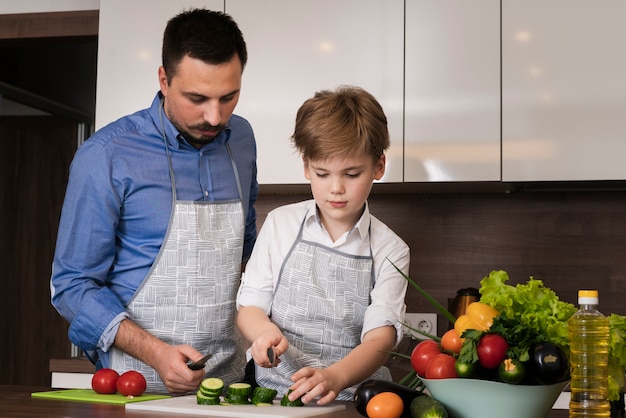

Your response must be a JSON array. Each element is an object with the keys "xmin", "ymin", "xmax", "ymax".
[{"xmin": 162, "ymin": 8, "xmax": 247, "ymax": 83}]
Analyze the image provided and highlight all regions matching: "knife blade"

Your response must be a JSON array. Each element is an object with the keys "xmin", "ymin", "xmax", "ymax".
[{"xmin": 187, "ymin": 353, "xmax": 212, "ymax": 370}]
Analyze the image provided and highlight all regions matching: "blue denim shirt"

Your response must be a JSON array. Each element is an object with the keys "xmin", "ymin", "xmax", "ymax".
[{"xmin": 51, "ymin": 93, "xmax": 258, "ymax": 361}]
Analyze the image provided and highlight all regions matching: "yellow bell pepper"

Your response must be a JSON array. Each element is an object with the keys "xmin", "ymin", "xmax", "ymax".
[{"xmin": 453, "ymin": 301, "xmax": 499, "ymax": 335}]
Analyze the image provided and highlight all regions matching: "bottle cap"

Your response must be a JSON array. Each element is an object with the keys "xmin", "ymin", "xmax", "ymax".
[{"xmin": 578, "ymin": 289, "xmax": 599, "ymax": 304}]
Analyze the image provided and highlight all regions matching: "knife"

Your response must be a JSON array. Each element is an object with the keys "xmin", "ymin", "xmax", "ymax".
[
  {"xmin": 187, "ymin": 353, "xmax": 212, "ymax": 370},
  {"xmin": 267, "ymin": 346, "xmax": 275, "ymax": 366}
]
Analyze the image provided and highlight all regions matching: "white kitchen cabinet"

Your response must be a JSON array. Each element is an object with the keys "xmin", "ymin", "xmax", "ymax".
[
  {"xmin": 96, "ymin": 0, "xmax": 403, "ymax": 184},
  {"xmin": 404, "ymin": 0, "xmax": 501, "ymax": 182},
  {"xmin": 502, "ymin": 0, "xmax": 626, "ymax": 181},
  {"xmin": 226, "ymin": 0, "xmax": 404, "ymax": 184},
  {"xmin": 95, "ymin": 0, "xmax": 223, "ymax": 129}
]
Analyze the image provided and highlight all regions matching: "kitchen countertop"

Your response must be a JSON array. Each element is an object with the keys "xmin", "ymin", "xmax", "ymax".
[{"xmin": 0, "ymin": 385, "xmax": 570, "ymax": 418}]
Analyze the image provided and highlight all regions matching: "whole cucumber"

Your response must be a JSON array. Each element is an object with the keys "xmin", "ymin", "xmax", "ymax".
[
  {"xmin": 354, "ymin": 379, "xmax": 424, "ymax": 418},
  {"xmin": 410, "ymin": 395, "xmax": 449, "ymax": 418}
]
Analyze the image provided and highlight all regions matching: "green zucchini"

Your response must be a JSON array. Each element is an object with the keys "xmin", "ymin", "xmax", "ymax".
[
  {"xmin": 252, "ymin": 387, "xmax": 278, "ymax": 405},
  {"xmin": 410, "ymin": 395, "xmax": 448, "ymax": 418}
]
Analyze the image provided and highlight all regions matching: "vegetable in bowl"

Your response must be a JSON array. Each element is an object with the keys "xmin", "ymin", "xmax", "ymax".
[
  {"xmin": 454, "ymin": 270, "xmax": 575, "ymax": 386},
  {"xmin": 478, "ymin": 270, "xmax": 626, "ymax": 399},
  {"xmin": 478, "ymin": 270, "xmax": 576, "ymax": 357},
  {"xmin": 391, "ymin": 262, "xmax": 626, "ymax": 402}
]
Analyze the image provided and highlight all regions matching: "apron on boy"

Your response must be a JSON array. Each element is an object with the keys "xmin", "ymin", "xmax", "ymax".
[
  {"xmin": 110, "ymin": 105, "xmax": 247, "ymax": 393},
  {"xmin": 256, "ymin": 209, "xmax": 391, "ymax": 401}
]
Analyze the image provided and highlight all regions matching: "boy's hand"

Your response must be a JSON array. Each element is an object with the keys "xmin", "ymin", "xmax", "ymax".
[
  {"xmin": 288, "ymin": 367, "xmax": 343, "ymax": 405},
  {"xmin": 251, "ymin": 334, "xmax": 287, "ymax": 368}
]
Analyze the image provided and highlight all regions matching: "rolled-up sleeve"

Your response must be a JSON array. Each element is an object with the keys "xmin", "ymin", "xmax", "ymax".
[
  {"xmin": 361, "ymin": 233, "xmax": 410, "ymax": 347},
  {"xmin": 236, "ymin": 211, "xmax": 277, "ymax": 314}
]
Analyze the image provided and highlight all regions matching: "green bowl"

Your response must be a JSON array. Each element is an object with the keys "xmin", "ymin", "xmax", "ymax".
[{"xmin": 421, "ymin": 378, "xmax": 568, "ymax": 418}]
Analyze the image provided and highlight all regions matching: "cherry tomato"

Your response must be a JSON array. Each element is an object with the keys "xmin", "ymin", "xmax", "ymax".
[
  {"xmin": 425, "ymin": 353, "xmax": 459, "ymax": 379},
  {"xmin": 440, "ymin": 329, "xmax": 463, "ymax": 354},
  {"xmin": 410, "ymin": 339, "xmax": 441, "ymax": 377},
  {"xmin": 365, "ymin": 391, "xmax": 404, "ymax": 418},
  {"xmin": 91, "ymin": 368, "xmax": 119, "ymax": 394},
  {"xmin": 116, "ymin": 370, "xmax": 147, "ymax": 397},
  {"xmin": 477, "ymin": 333, "xmax": 509, "ymax": 369}
]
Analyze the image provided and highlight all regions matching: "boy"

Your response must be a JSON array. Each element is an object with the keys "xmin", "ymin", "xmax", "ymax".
[{"xmin": 236, "ymin": 86, "xmax": 409, "ymax": 404}]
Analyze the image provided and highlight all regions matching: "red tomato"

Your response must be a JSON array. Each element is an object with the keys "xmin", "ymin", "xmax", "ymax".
[
  {"xmin": 425, "ymin": 353, "xmax": 459, "ymax": 379},
  {"xmin": 410, "ymin": 339, "xmax": 441, "ymax": 377},
  {"xmin": 477, "ymin": 333, "xmax": 509, "ymax": 369},
  {"xmin": 440, "ymin": 329, "xmax": 463, "ymax": 354},
  {"xmin": 116, "ymin": 370, "xmax": 147, "ymax": 397},
  {"xmin": 91, "ymin": 368, "xmax": 119, "ymax": 394}
]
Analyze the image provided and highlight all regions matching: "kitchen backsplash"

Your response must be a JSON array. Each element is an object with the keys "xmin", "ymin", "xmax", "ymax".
[{"xmin": 255, "ymin": 185, "xmax": 626, "ymax": 336}]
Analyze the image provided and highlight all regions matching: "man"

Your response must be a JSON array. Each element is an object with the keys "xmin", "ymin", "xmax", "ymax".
[{"xmin": 51, "ymin": 8, "xmax": 257, "ymax": 394}]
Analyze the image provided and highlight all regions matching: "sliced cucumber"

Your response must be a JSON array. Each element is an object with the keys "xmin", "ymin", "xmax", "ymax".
[
  {"xmin": 196, "ymin": 390, "xmax": 220, "ymax": 405},
  {"xmin": 200, "ymin": 377, "xmax": 224, "ymax": 396},
  {"xmin": 224, "ymin": 393, "xmax": 251, "ymax": 405},
  {"xmin": 252, "ymin": 387, "xmax": 278, "ymax": 405},
  {"xmin": 227, "ymin": 382, "xmax": 252, "ymax": 397},
  {"xmin": 199, "ymin": 387, "xmax": 222, "ymax": 397},
  {"xmin": 280, "ymin": 389, "xmax": 304, "ymax": 407}
]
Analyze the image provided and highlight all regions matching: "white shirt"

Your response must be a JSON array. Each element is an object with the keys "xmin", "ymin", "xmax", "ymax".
[{"xmin": 237, "ymin": 199, "xmax": 410, "ymax": 345}]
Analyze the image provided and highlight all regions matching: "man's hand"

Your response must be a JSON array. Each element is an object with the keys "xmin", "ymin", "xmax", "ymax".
[
  {"xmin": 114, "ymin": 319, "xmax": 205, "ymax": 393},
  {"xmin": 151, "ymin": 344, "xmax": 206, "ymax": 393}
]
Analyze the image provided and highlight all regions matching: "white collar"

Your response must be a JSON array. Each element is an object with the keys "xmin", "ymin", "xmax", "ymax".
[{"xmin": 304, "ymin": 199, "xmax": 371, "ymax": 242}]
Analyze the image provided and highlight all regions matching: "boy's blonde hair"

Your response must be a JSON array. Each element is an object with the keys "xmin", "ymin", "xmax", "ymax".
[{"xmin": 291, "ymin": 86, "xmax": 390, "ymax": 163}]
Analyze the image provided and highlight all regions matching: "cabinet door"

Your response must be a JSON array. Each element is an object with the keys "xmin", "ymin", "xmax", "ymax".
[
  {"xmin": 502, "ymin": 0, "xmax": 626, "ymax": 181},
  {"xmin": 227, "ymin": 0, "xmax": 404, "ymax": 184},
  {"xmin": 95, "ymin": 0, "xmax": 223, "ymax": 129},
  {"xmin": 404, "ymin": 0, "xmax": 501, "ymax": 182}
]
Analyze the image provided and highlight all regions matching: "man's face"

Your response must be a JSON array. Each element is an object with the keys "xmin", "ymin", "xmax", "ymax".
[{"xmin": 159, "ymin": 55, "xmax": 242, "ymax": 148}]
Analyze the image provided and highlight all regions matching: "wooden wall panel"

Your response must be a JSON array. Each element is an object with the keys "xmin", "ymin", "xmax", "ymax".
[
  {"xmin": 0, "ymin": 11, "xmax": 98, "ymax": 41},
  {"xmin": 0, "ymin": 116, "xmax": 76, "ymax": 386}
]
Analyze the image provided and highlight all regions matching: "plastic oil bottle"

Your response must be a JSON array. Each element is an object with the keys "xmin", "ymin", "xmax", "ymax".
[{"xmin": 569, "ymin": 289, "xmax": 611, "ymax": 418}]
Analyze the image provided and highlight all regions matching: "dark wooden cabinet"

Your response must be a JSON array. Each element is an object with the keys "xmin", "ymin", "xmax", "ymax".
[
  {"xmin": 0, "ymin": 10, "xmax": 97, "ymax": 387},
  {"xmin": 0, "ymin": 116, "xmax": 78, "ymax": 386}
]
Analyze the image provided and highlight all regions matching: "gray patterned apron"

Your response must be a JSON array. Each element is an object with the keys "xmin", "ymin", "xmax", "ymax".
[
  {"xmin": 110, "ymin": 104, "xmax": 247, "ymax": 393},
  {"xmin": 256, "ymin": 210, "xmax": 390, "ymax": 401}
]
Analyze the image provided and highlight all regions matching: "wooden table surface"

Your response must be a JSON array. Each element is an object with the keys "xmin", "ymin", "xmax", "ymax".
[{"xmin": 0, "ymin": 385, "xmax": 570, "ymax": 418}]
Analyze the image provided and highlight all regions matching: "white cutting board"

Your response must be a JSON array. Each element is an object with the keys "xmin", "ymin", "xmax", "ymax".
[{"xmin": 125, "ymin": 395, "xmax": 346, "ymax": 417}]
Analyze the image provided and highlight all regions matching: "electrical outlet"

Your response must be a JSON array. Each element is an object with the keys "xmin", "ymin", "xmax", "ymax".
[{"xmin": 404, "ymin": 313, "xmax": 437, "ymax": 339}]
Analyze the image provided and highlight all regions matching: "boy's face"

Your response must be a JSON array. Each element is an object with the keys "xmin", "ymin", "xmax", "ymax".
[{"xmin": 304, "ymin": 153, "xmax": 385, "ymax": 236}]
